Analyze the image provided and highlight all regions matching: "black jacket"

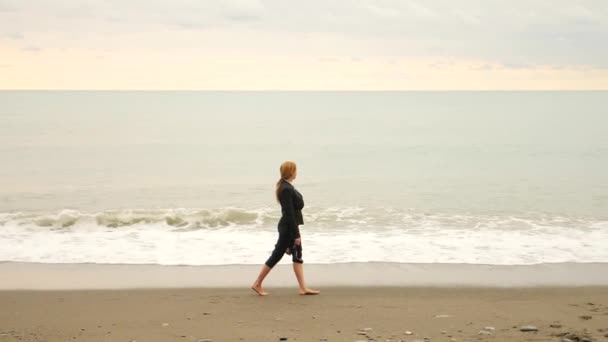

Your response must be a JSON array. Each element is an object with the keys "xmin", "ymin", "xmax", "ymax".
[{"xmin": 277, "ymin": 179, "xmax": 304, "ymax": 239}]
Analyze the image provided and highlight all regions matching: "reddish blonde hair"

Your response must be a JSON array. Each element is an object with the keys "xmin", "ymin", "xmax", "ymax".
[{"xmin": 275, "ymin": 161, "xmax": 297, "ymax": 201}]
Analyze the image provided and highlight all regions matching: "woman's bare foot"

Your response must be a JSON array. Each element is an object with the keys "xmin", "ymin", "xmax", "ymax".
[
  {"xmin": 298, "ymin": 288, "xmax": 320, "ymax": 295},
  {"xmin": 251, "ymin": 283, "xmax": 268, "ymax": 296}
]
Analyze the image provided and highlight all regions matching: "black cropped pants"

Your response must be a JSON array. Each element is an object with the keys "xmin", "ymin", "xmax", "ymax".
[{"xmin": 264, "ymin": 225, "xmax": 303, "ymax": 268}]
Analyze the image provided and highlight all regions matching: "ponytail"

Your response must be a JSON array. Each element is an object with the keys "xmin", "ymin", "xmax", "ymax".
[{"xmin": 276, "ymin": 161, "xmax": 297, "ymax": 201}]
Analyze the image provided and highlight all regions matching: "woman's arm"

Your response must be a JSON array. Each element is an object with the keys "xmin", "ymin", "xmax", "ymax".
[{"xmin": 279, "ymin": 188, "xmax": 300, "ymax": 239}]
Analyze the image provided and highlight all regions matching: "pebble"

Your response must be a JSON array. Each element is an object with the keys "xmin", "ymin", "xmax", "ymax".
[
  {"xmin": 434, "ymin": 314, "xmax": 451, "ymax": 318},
  {"xmin": 404, "ymin": 331, "xmax": 413, "ymax": 335},
  {"xmin": 550, "ymin": 324, "xmax": 562, "ymax": 328},
  {"xmin": 279, "ymin": 338, "xmax": 287, "ymax": 341},
  {"xmin": 561, "ymin": 333, "xmax": 592, "ymax": 342},
  {"xmin": 478, "ymin": 330, "xmax": 492, "ymax": 335},
  {"xmin": 579, "ymin": 315, "xmax": 592, "ymax": 320},
  {"xmin": 519, "ymin": 325, "xmax": 538, "ymax": 332},
  {"xmin": 162, "ymin": 323, "xmax": 169, "ymax": 327}
]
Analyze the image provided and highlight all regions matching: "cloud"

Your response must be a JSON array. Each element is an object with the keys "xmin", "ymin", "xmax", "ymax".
[
  {"xmin": 4, "ymin": 32, "xmax": 23, "ymax": 39},
  {"xmin": 0, "ymin": 0, "xmax": 602, "ymax": 68},
  {"xmin": 0, "ymin": 0, "xmax": 17, "ymax": 12},
  {"xmin": 501, "ymin": 63, "xmax": 533, "ymax": 70},
  {"xmin": 319, "ymin": 57, "xmax": 340, "ymax": 63},
  {"xmin": 0, "ymin": 1, "xmax": 607, "ymax": 89},
  {"xmin": 221, "ymin": 0, "xmax": 265, "ymax": 21},
  {"xmin": 21, "ymin": 46, "xmax": 41, "ymax": 52}
]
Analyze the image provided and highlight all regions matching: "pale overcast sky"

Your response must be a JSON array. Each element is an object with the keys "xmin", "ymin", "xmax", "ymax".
[{"xmin": 1, "ymin": 0, "xmax": 607, "ymax": 89}]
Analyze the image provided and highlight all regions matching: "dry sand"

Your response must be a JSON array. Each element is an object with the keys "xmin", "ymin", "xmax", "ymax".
[
  {"xmin": 1, "ymin": 286, "xmax": 608, "ymax": 342},
  {"xmin": 2, "ymin": 262, "xmax": 608, "ymax": 341}
]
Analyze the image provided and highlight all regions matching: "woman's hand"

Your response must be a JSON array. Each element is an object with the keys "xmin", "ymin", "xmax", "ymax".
[{"xmin": 295, "ymin": 238, "xmax": 301, "ymax": 245}]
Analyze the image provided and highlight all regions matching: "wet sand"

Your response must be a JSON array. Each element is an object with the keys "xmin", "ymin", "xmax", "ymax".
[{"xmin": 3, "ymin": 261, "xmax": 608, "ymax": 289}]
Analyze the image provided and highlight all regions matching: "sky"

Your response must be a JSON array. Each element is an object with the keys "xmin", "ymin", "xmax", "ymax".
[{"xmin": 1, "ymin": 0, "xmax": 607, "ymax": 90}]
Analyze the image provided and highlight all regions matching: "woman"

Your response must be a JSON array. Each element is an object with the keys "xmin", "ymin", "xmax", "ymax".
[{"xmin": 251, "ymin": 161, "xmax": 320, "ymax": 296}]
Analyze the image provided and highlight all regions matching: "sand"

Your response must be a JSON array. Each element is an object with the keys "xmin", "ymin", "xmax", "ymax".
[
  {"xmin": 1, "ymin": 262, "xmax": 608, "ymax": 341},
  {"xmin": 1, "ymin": 287, "xmax": 608, "ymax": 341}
]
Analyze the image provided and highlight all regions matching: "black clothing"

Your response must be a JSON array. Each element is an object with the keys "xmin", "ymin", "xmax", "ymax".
[
  {"xmin": 277, "ymin": 179, "xmax": 304, "ymax": 239},
  {"xmin": 264, "ymin": 179, "xmax": 305, "ymax": 268},
  {"xmin": 265, "ymin": 231, "xmax": 303, "ymax": 267}
]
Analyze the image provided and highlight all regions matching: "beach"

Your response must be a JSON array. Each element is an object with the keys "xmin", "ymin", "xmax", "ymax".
[
  {"xmin": 2, "ymin": 286, "xmax": 608, "ymax": 342},
  {"xmin": 1, "ymin": 91, "xmax": 607, "ymax": 341},
  {"xmin": 2, "ymin": 0, "xmax": 608, "ymax": 337},
  {"xmin": 1, "ymin": 262, "xmax": 608, "ymax": 341}
]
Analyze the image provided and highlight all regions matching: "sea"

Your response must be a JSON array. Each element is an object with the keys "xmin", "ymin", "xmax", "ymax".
[{"xmin": 0, "ymin": 91, "xmax": 606, "ymax": 266}]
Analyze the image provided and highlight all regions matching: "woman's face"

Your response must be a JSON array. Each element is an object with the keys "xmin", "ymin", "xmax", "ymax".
[{"xmin": 291, "ymin": 168, "xmax": 297, "ymax": 181}]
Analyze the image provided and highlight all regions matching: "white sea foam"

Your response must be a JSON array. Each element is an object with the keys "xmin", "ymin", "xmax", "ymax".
[{"xmin": 1, "ymin": 207, "xmax": 607, "ymax": 265}]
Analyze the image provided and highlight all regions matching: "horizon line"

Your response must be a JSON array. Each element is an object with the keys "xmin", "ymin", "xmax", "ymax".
[{"xmin": 1, "ymin": 89, "xmax": 607, "ymax": 92}]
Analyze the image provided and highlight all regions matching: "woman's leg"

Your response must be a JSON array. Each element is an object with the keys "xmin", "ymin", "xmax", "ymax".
[
  {"xmin": 252, "ymin": 264, "xmax": 271, "ymax": 296},
  {"xmin": 291, "ymin": 242, "xmax": 320, "ymax": 295},
  {"xmin": 252, "ymin": 231, "xmax": 290, "ymax": 296},
  {"xmin": 293, "ymin": 263, "xmax": 320, "ymax": 295}
]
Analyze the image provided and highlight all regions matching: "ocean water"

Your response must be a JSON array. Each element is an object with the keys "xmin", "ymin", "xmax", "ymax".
[{"xmin": 0, "ymin": 91, "xmax": 606, "ymax": 265}]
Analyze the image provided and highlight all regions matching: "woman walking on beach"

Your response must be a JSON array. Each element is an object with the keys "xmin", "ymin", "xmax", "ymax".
[{"xmin": 251, "ymin": 161, "xmax": 320, "ymax": 296}]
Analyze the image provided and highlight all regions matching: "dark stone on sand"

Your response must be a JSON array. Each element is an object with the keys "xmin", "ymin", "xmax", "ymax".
[
  {"xmin": 279, "ymin": 337, "xmax": 287, "ymax": 341},
  {"xmin": 550, "ymin": 324, "xmax": 563, "ymax": 328},
  {"xmin": 561, "ymin": 332, "xmax": 593, "ymax": 342},
  {"xmin": 519, "ymin": 325, "xmax": 538, "ymax": 332},
  {"xmin": 579, "ymin": 315, "xmax": 592, "ymax": 320}
]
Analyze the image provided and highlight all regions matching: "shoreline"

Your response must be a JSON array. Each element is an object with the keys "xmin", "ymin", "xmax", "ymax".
[{"xmin": 2, "ymin": 261, "xmax": 608, "ymax": 290}]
